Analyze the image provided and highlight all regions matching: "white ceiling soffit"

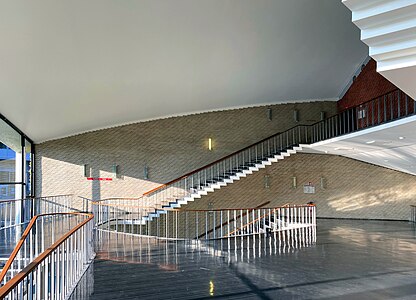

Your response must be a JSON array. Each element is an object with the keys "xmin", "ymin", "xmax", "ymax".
[
  {"xmin": 301, "ymin": 116, "xmax": 416, "ymax": 176},
  {"xmin": 0, "ymin": 0, "xmax": 368, "ymax": 143},
  {"xmin": 342, "ymin": 0, "xmax": 416, "ymax": 99}
]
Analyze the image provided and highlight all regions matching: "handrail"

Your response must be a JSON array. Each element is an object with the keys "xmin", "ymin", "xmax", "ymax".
[
  {"xmin": 93, "ymin": 201, "xmax": 316, "ymax": 241},
  {"xmin": 0, "ymin": 194, "xmax": 74, "ymax": 204},
  {"xmin": 143, "ymin": 132, "xmax": 285, "ymax": 195},
  {"xmin": 0, "ymin": 212, "xmax": 93, "ymax": 284},
  {"xmin": 91, "ymin": 201, "xmax": 155, "ymax": 209},
  {"xmin": 183, "ymin": 204, "xmax": 312, "ymax": 212},
  {"xmin": 196, "ymin": 201, "xmax": 270, "ymax": 239},
  {"xmin": 99, "ymin": 197, "xmax": 142, "ymax": 201},
  {"xmin": 143, "ymin": 88, "xmax": 407, "ymax": 196},
  {"xmin": 226, "ymin": 204, "xmax": 315, "ymax": 237},
  {"xmin": 226, "ymin": 211, "xmax": 271, "ymax": 237},
  {"xmin": 91, "ymin": 201, "xmax": 316, "ymax": 211}
]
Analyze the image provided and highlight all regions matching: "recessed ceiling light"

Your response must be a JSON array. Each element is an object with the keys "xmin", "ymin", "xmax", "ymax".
[
  {"xmin": 384, "ymin": 159, "xmax": 389, "ymax": 162},
  {"xmin": 399, "ymin": 136, "xmax": 405, "ymax": 140},
  {"xmin": 324, "ymin": 150, "xmax": 328, "ymax": 154},
  {"xmin": 366, "ymin": 140, "xmax": 375, "ymax": 144}
]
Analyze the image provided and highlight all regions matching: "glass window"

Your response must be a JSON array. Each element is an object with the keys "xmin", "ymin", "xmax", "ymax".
[
  {"xmin": 0, "ymin": 118, "xmax": 33, "ymax": 199},
  {"xmin": 0, "ymin": 143, "xmax": 17, "ymax": 182}
]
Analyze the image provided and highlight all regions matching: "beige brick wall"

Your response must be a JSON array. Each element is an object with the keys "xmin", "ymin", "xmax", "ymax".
[
  {"xmin": 183, "ymin": 153, "xmax": 416, "ymax": 220},
  {"xmin": 35, "ymin": 101, "xmax": 416, "ymax": 220},
  {"xmin": 35, "ymin": 101, "xmax": 336, "ymax": 201}
]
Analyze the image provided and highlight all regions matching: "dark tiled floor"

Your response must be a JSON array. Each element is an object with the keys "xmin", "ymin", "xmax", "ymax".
[{"xmin": 70, "ymin": 220, "xmax": 416, "ymax": 300}]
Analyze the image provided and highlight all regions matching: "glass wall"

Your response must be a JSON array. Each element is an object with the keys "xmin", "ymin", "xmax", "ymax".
[{"xmin": 0, "ymin": 117, "xmax": 34, "ymax": 200}]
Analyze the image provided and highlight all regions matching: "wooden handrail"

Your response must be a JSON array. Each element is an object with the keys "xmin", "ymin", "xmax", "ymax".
[
  {"xmin": 98, "ymin": 197, "xmax": 144, "ymax": 201},
  {"xmin": 0, "ymin": 194, "xmax": 74, "ymax": 204},
  {"xmin": 226, "ymin": 210, "xmax": 274, "ymax": 237},
  {"xmin": 181, "ymin": 204, "xmax": 314, "ymax": 212},
  {"xmin": 196, "ymin": 201, "xmax": 270, "ymax": 239},
  {"xmin": 142, "ymin": 131, "xmax": 287, "ymax": 196},
  {"xmin": 226, "ymin": 204, "xmax": 315, "ymax": 237},
  {"xmin": 0, "ymin": 212, "xmax": 93, "ymax": 284},
  {"xmin": 91, "ymin": 201, "xmax": 155, "ymax": 209},
  {"xmin": 92, "ymin": 200, "xmax": 313, "ymax": 212}
]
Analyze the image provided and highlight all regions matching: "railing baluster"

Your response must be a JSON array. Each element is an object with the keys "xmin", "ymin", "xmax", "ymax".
[{"xmin": 390, "ymin": 93, "xmax": 393, "ymax": 120}]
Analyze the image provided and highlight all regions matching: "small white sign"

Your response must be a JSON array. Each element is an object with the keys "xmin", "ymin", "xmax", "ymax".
[{"xmin": 303, "ymin": 184, "xmax": 315, "ymax": 194}]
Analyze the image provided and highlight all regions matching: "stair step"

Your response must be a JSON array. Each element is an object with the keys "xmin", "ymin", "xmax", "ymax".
[
  {"xmin": 139, "ymin": 141, "xmax": 299, "ymax": 224},
  {"xmin": 212, "ymin": 176, "xmax": 230, "ymax": 181},
  {"xmin": 224, "ymin": 171, "xmax": 236, "ymax": 175}
]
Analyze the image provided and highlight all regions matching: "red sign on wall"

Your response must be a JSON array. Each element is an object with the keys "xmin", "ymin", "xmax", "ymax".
[{"xmin": 87, "ymin": 177, "xmax": 113, "ymax": 181}]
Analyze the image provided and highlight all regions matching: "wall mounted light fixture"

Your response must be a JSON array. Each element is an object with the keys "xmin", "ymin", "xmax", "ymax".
[
  {"xmin": 267, "ymin": 108, "xmax": 272, "ymax": 121},
  {"xmin": 292, "ymin": 176, "xmax": 297, "ymax": 188},
  {"xmin": 83, "ymin": 164, "xmax": 90, "ymax": 177},
  {"xmin": 208, "ymin": 138, "xmax": 213, "ymax": 151},
  {"xmin": 144, "ymin": 165, "xmax": 149, "ymax": 180},
  {"xmin": 320, "ymin": 177, "xmax": 326, "ymax": 190},
  {"xmin": 264, "ymin": 175, "xmax": 270, "ymax": 189},
  {"xmin": 112, "ymin": 164, "xmax": 119, "ymax": 178},
  {"xmin": 294, "ymin": 110, "xmax": 299, "ymax": 122}
]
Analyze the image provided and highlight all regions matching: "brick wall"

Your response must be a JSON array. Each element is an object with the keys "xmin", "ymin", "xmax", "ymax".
[
  {"xmin": 337, "ymin": 59, "xmax": 398, "ymax": 111},
  {"xmin": 36, "ymin": 101, "xmax": 336, "ymax": 203},
  {"xmin": 36, "ymin": 101, "xmax": 416, "ymax": 220},
  {"xmin": 182, "ymin": 153, "xmax": 416, "ymax": 221}
]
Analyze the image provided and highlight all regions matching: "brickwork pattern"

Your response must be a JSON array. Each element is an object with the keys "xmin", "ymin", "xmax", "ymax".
[
  {"xmin": 36, "ymin": 101, "xmax": 415, "ymax": 220},
  {"xmin": 36, "ymin": 101, "xmax": 336, "ymax": 203},
  {"xmin": 338, "ymin": 59, "xmax": 398, "ymax": 111},
  {"xmin": 182, "ymin": 153, "xmax": 416, "ymax": 221}
]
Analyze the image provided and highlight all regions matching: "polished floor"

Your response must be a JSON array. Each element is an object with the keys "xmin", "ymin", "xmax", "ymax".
[{"xmin": 70, "ymin": 219, "xmax": 416, "ymax": 300}]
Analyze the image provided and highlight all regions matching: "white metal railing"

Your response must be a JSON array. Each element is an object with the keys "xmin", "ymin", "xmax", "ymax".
[
  {"xmin": 0, "ymin": 212, "xmax": 94, "ymax": 300},
  {"xmin": 93, "ymin": 200, "xmax": 316, "ymax": 241},
  {"xmin": 225, "ymin": 205, "xmax": 316, "ymax": 238},
  {"xmin": 411, "ymin": 205, "xmax": 416, "ymax": 223},
  {"xmin": 0, "ymin": 198, "xmax": 33, "ymax": 231},
  {"xmin": 0, "ymin": 194, "xmax": 78, "ymax": 232}
]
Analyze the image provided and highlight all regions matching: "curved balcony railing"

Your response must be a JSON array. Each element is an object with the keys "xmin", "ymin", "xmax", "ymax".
[
  {"xmin": 0, "ymin": 212, "xmax": 94, "ymax": 300},
  {"xmin": 0, "ymin": 194, "xmax": 79, "ymax": 232},
  {"xmin": 93, "ymin": 199, "xmax": 316, "ymax": 241}
]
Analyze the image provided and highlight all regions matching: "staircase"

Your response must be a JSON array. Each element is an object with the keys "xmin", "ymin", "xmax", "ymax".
[
  {"xmin": 342, "ymin": 0, "xmax": 416, "ymax": 99},
  {"xmin": 140, "ymin": 133, "xmax": 305, "ymax": 223},
  {"xmin": 102, "ymin": 89, "xmax": 413, "ymax": 226}
]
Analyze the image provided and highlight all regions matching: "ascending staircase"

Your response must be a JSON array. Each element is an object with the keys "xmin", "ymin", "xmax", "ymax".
[
  {"xmin": 141, "ymin": 142, "xmax": 303, "ymax": 223},
  {"xmin": 126, "ymin": 89, "xmax": 413, "ymax": 225},
  {"xmin": 343, "ymin": 0, "xmax": 416, "ymax": 98}
]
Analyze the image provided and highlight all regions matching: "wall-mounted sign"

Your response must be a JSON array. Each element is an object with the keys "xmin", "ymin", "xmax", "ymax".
[
  {"xmin": 87, "ymin": 177, "xmax": 113, "ymax": 181},
  {"xmin": 303, "ymin": 182, "xmax": 315, "ymax": 194}
]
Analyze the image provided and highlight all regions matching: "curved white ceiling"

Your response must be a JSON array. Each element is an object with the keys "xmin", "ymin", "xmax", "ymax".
[{"xmin": 0, "ymin": 0, "xmax": 368, "ymax": 143}]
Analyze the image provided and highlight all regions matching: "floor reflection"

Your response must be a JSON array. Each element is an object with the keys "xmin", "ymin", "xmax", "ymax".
[
  {"xmin": 93, "ymin": 225, "xmax": 316, "ymax": 267},
  {"xmin": 70, "ymin": 219, "xmax": 416, "ymax": 300}
]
